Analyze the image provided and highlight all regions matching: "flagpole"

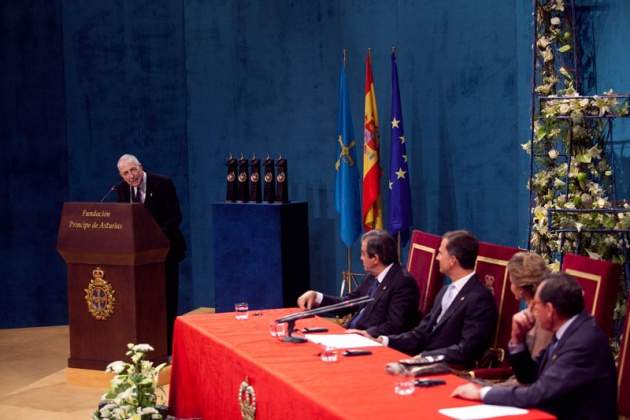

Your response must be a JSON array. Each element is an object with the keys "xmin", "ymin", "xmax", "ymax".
[
  {"xmin": 392, "ymin": 46, "xmax": 403, "ymax": 262},
  {"xmin": 368, "ymin": 48, "xmax": 375, "ymax": 232},
  {"xmin": 336, "ymin": 49, "xmax": 363, "ymax": 298},
  {"xmin": 368, "ymin": 48, "xmax": 374, "ymax": 232},
  {"xmin": 340, "ymin": 247, "xmax": 361, "ymax": 296},
  {"xmin": 388, "ymin": 46, "xmax": 413, "ymax": 251}
]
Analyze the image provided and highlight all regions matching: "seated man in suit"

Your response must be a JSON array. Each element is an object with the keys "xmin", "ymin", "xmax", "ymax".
[
  {"xmin": 451, "ymin": 272, "xmax": 618, "ymax": 420},
  {"xmin": 351, "ymin": 230, "xmax": 498, "ymax": 367},
  {"xmin": 297, "ymin": 229, "xmax": 419, "ymax": 337}
]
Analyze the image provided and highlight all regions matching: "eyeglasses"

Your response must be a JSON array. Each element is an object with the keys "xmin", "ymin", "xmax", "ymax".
[{"xmin": 120, "ymin": 166, "xmax": 140, "ymax": 178}]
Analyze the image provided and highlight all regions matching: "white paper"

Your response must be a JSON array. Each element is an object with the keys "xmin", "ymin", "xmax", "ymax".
[
  {"xmin": 304, "ymin": 333, "xmax": 382, "ymax": 348},
  {"xmin": 438, "ymin": 404, "xmax": 529, "ymax": 420}
]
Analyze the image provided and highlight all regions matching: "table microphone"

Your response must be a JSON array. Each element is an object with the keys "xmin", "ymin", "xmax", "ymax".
[{"xmin": 100, "ymin": 185, "xmax": 116, "ymax": 202}]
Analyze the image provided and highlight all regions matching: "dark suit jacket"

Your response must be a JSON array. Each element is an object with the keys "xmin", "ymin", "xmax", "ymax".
[
  {"xmin": 116, "ymin": 172, "xmax": 186, "ymax": 261},
  {"xmin": 320, "ymin": 263, "xmax": 419, "ymax": 337},
  {"xmin": 386, "ymin": 273, "xmax": 498, "ymax": 366},
  {"xmin": 485, "ymin": 311, "xmax": 618, "ymax": 420}
]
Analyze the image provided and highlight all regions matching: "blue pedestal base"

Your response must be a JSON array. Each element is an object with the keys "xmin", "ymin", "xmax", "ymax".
[{"xmin": 212, "ymin": 202, "xmax": 310, "ymax": 313}]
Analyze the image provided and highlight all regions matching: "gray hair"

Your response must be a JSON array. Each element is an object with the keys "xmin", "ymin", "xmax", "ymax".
[{"xmin": 117, "ymin": 154, "xmax": 141, "ymax": 172}]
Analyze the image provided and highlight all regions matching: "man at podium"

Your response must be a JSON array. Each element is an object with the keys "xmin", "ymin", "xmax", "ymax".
[{"xmin": 116, "ymin": 153, "xmax": 186, "ymax": 353}]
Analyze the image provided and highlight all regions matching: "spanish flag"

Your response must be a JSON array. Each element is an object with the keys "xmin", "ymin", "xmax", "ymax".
[{"xmin": 362, "ymin": 50, "xmax": 383, "ymax": 231}]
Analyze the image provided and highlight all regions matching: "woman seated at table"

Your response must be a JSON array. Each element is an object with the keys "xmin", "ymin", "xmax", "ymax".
[{"xmin": 496, "ymin": 251, "xmax": 553, "ymax": 386}]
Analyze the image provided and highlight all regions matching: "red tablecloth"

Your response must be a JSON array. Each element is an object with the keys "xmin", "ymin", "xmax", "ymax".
[{"xmin": 169, "ymin": 308, "xmax": 555, "ymax": 420}]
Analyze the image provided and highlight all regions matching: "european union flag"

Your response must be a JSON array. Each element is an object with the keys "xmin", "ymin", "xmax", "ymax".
[
  {"xmin": 388, "ymin": 52, "xmax": 412, "ymax": 244},
  {"xmin": 335, "ymin": 55, "xmax": 362, "ymax": 247}
]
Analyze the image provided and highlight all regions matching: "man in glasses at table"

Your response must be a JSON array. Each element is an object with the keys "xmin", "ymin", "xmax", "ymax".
[{"xmin": 116, "ymin": 153, "xmax": 187, "ymax": 354}]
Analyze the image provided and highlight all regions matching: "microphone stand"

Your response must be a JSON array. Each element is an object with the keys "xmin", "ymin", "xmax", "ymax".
[
  {"xmin": 282, "ymin": 319, "xmax": 310, "ymax": 343},
  {"xmin": 276, "ymin": 296, "xmax": 374, "ymax": 344}
]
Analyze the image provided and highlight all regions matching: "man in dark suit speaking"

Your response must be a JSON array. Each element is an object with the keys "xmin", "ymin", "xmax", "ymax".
[
  {"xmin": 116, "ymin": 154, "xmax": 186, "ymax": 353},
  {"xmin": 452, "ymin": 272, "xmax": 618, "ymax": 419},
  {"xmin": 354, "ymin": 230, "xmax": 498, "ymax": 367},
  {"xmin": 297, "ymin": 229, "xmax": 419, "ymax": 337}
]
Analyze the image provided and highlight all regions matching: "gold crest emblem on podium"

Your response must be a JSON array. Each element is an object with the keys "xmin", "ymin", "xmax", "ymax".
[
  {"xmin": 239, "ymin": 376, "xmax": 256, "ymax": 420},
  {"xmin": 84, "ymin": 267, "xmax": 116, "ymax": 320}
]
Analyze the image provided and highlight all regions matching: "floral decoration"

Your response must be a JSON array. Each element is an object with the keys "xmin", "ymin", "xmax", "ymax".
[
  {"xmin": 525, "ymin": 1, "xmax": 629, "ymax": 334},
  {"xmin": 93, "ymin": 343, "xmax": 167, "ymax": 420}
]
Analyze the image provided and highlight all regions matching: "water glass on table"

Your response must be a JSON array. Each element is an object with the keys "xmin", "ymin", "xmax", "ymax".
[
  {"xmin": 394, "ymin": 379, "xmax": 416, "ymax": 395},
  {"xmin": 270, "ymin": 321, "xmax": 287, "ymax": 338},
  {"xmin": 235, "ymin": 302, "xmax": 249, "ymax": 320},
  {"xmin": 320, "ymin": 345, "xmax": 338, "ymax": 362}
]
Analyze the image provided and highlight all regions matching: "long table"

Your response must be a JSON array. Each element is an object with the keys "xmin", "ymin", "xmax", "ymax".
[{"xmin": 168, "ymin": 308, "xmax": 555, "ymax": 419}]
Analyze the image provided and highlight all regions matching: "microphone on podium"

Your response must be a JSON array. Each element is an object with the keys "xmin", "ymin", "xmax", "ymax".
[{"xmin": 99, "ymin": 185, "xmax": 117, "ymax": 202}]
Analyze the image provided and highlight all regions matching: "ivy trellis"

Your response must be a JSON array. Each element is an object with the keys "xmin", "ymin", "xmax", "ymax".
[{"xmin": 527, "ymin": 0, "xmax": 630, "ymax": 341}]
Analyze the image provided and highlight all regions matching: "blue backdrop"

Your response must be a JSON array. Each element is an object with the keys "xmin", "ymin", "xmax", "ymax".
[{"xmin": 1, "ymin": 0, "xmax": 629, "ymax": 328}]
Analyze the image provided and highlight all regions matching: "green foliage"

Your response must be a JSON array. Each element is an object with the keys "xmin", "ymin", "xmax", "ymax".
[
  {"xmin": 92, "ymin": 343, "xmax": 167, "ymax": 420},
  {"xmin": 528, "ymin": 0, "xmax": 630, "ymax": 265},
  {"xmin": 528, "ymin": 1, "xmax": 629, "ymax": 341}
]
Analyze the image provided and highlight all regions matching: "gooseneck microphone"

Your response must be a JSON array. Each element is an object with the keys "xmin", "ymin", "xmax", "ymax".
[
  {"xmin": 99, "ymin": 185, "xmax": 116, "ymax": 202},
  {"xmin": 275, "ymin": 296, "xmax": 374, "ymax": 343}
]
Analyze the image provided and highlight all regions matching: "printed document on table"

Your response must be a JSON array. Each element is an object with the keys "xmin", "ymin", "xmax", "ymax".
[
  {"xmin": 439, "ymin": 405, "xmax": 529, "ymax": 419},
  {"xmin": 304, "ymin": 333, "xmax": 382, "ymax": 348}
]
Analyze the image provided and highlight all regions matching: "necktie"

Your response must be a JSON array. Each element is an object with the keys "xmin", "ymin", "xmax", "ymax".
[
  {"xmin": 348, "ymin": 280, "xmax": 379, "ymax": 329},
  {"xmin": 546, "ymin": 335, "xmax": 559, "ymax": 362},
  {"xmin": 132, "ymin": 187, "xmax": 141, "ymax": 203},
  {"xmin": 368, "ymin": 279, "xmax": 379, "ymax": 298},
  {"xmin": 436, "ymin": 284, "xmax": 456, "ymax": 324}
]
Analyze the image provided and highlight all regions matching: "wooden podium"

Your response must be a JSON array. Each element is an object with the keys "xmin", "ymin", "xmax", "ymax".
[{"xmin": 57, "ymin": 202, "xmax": 170, "ymax": 370}]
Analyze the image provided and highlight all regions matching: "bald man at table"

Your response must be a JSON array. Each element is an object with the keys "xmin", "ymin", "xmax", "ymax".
[
  {"xmin": 452, "ymin": 272, "xmax": 618, "ymax": 419},
  {"xmin": 297, "ymin": 229, "xmax": 419, "ymax": 337}
]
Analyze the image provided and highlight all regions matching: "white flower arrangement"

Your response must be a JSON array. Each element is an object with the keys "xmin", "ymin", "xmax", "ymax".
[
  {"xmin": 527, "ymin": 0, "xmax": 630, "ymax": 268},
  {"xmin": 93, "ymin": 343, "xmax": 167, "ymax": 420}
]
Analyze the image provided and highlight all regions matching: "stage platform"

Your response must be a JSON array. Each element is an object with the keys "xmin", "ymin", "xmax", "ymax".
[{"xmin": 0, "ymin": 307, "xmax": 215, "ymax": 419}]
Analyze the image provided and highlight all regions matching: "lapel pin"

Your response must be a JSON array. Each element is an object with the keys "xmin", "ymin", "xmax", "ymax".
[{"xmin": 460, "ymin": 297, "xmax": 465, "ymax": 301}]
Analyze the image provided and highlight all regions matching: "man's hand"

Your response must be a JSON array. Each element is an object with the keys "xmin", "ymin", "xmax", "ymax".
[
  {"xmin": 511, "ymin": 307, "xmax": 536, "ymax": 345},
  {"xmin": 451, "ymin": 383, "xmax": 482, "ymax": 401},
  {"xmin": 297, "ymin": 290, "xmax": 318, "ymax": 310}
]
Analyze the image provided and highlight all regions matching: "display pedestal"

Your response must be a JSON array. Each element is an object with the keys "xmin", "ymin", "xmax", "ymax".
[{"xmin": 212, "ymin": 202, "xmax": 310, "ymax": 312}]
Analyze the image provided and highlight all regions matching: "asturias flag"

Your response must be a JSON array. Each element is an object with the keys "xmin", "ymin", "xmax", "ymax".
[
  {"xmin": 335, "ymin": 55, "xmax": 362, "ymax": 247},
  {"xmin": 362, "ymin": 51, "xmax": 383, "ymax": 231},
  {"xmin": 388, "ymin": 51, "xmax": 413, "ymax": 241}
]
